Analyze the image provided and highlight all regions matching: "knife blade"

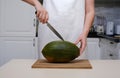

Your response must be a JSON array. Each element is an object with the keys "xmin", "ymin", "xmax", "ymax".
[{"xmin": 46, "ymin": 22, "xmax": 64, "ymax": 41}]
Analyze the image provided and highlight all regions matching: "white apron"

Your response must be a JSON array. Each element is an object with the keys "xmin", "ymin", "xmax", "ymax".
[{"xmin": 38, "ymin": 0, "xmax": 86, "ymax": 59}]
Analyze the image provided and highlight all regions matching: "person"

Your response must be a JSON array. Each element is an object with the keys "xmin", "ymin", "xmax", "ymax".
[{"xmin": 22, "ymin": 0, "xmax": 95, "ymax": 59}]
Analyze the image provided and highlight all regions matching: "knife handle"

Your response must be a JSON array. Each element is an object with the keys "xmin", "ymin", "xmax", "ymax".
[{"xmin": 35, "ymin": 11, "xmax": 37, "ymax": 14}]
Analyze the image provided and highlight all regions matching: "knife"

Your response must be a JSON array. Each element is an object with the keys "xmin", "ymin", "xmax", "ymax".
[
  {"xmin": 46, "ymin": 22, "xmax": 64, "ymax": 41},
  {"xmin": 35, "ymin": 11, "xmax": 64, "ymax": 41}
]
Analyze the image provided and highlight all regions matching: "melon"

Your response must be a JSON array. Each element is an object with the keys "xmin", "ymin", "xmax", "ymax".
[{"xmin": 42, "ymin": 40, "xmax": 80, "ymax": 63}]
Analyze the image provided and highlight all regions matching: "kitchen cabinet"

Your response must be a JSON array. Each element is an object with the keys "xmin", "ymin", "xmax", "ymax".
[
  {"xmin": 0, "ymin": 0, "xmax": 35, "ymax": 36},
  {"xmin": 77, "ymin": 38, "xmax": 100, "ymax": 60},
  {"xmin": 0, "ymin": 0, "xmax": 38, "ymax": 66},
  {"xmin": 99, "ymin": 38, "xmax": 120, "ymax": 59},
  {"xmin": 0, "ymin": 37, "xmax": 38, "ymax": 66},
  {"xmin": 118, "ymin": 43, "xmax": 120, "ymax": 59},
  {"xmin": 86, "ymin": 38, "xmax": 100, "ymax": 59}
]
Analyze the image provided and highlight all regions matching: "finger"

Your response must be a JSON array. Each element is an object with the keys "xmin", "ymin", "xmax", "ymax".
[
  {"xmin": 36, "ymin": 11, "xmax": 40, "ymax": 18},
  {"xmin": 74, "ymin": 40, "xmax": 79, "ymax": 45},
  {"xmin": 74, "ymin": 38, "xmax": 81, "ymax": 45},
  {"xmin": 80, "ymin": 47, "xmax": 84, "ymax": 55},
  {"xmin": 79, "ymin": 42, "xmax": 82, "ymax": 54},
  {"xmin": 44, "ymin": 12, "xmax": 49, "ymax": 23},
  {"xmin": 38, "ymin": 12, "xmax": 43, "ymax": 23},
  {"xmin": 80, "ymin": 41, "xmax": 86, "ymax": 55},
  {"xmin": 41, "ymin": 11, "xmax": 46, "ymax": 24},
  {"xmin": 43, "ymin": 12, "xmax": 48, "ymax": 23},
  {"xmin": 79, "ymin": 40, "xmax": 84, "ymax": 53}
]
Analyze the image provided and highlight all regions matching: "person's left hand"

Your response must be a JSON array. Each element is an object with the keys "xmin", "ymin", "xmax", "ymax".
[{"xmin": 74, "ymin": 33, "xmax": 87, "ymax": 55}]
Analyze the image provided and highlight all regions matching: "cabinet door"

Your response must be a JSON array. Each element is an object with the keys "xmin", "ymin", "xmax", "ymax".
[
  {"xmin": 99, "ymin": 38, "xmax": 119, "ymax": 60},
  {"xmin": 0, "ymin": 0, "xmax": 2, "ymax": 35},
  {"xmin": 76, "ymin": 38, "xmax": 100, "ymax": 60},
  {"xmin": 0, "ymin": 37, "xmax": 37, "ymax": 67},
  {"xmin": 86, "ymin": 38, "xmax": 100, "ymax": 59},
  {"xmin": 118, "ymin": 43, "xmax": 120, "ymax": 59},
  {"xmin": 0, "ymin": 0, "xmax": 35, "ymax": 36}
]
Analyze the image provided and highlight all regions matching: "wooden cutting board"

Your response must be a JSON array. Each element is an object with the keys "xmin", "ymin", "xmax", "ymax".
[{"xmin": 32, "ymin": 59, "xmax": 92, "ymax": 69}]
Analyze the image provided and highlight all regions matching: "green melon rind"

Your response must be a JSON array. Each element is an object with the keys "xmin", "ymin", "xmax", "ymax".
[{"xmin": 42, "ymin": 40, "xmax": 80, "ymax": 63}]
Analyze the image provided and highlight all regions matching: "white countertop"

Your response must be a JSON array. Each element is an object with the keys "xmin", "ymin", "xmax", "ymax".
[{"xmin": 0, "ymin": 59, "xmax": 120, "ymax": 78}]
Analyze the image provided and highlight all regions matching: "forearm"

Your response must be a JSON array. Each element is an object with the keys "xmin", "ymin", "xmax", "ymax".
[
  {"xmin": 82, "ymin": 10, "xmax": 95, "ymax": 37},
  {"xmin": 22, "ymin": 0, "xmax": 42, "ymax": 7},
  {"xmin": 82, "ymin": 0, "xmax": 95, "ymax": 37},
  {"xmin": 22, "ymin": 0, "xmax": 48, "ymax": 23}
]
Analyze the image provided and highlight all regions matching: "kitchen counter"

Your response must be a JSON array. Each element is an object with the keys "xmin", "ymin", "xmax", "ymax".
[
  {"xmin": 87, "ymin": 31, "xmax": 120, "ymax": 42},
  {"xmin": 0, "ymin": 59, "xmax": 120, "ymax": 78},
  {"xmin": 98, "ymin": 34, "xmax": 120, "ymax": 42}
]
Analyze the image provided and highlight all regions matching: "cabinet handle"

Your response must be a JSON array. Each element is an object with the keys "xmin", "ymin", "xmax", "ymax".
[
  {"xmin": 33, "ymin": 18, "xmax": 36, "ymax": 27},
  {"xmin": 33, "ymin": 18, "xmax": 39, "ymax": 27},
  {"xmin": 98, "ymin": 38, "xmax": 101, "ymax": 47},
  {"xmin": 110, "ymin": 42, "xmax": 114, "ymax": 44},
  {"xmin": 109, "ymin": 54, "xmax": 113, "ymax": 57},
  {"xmin": 34, "ymin": 18, "xmax": 39, "ymax": 37},
  {"xmin": 33, "ymin": 38, "xmax": 35, "ymax": 47},
  {"xmin": 36, "ymin": 18, "xmax": 39, "ymax": 27}
]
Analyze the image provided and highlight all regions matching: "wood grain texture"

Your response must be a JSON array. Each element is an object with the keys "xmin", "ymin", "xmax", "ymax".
[{"xmin": 32, "ymin": 59, "xmax": 92, "ymax": 69}]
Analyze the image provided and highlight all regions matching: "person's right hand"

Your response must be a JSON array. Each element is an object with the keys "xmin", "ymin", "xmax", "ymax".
[{"xmin": 35, "ymin": 4, "xmax": 49, "ymax": 24}]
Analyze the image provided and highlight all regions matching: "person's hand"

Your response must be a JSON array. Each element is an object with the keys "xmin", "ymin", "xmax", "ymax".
[
  {"xmin": 35, "ymin": 4, "xmax": 49, "ymax": 24},
  {"xmin": 74, "ymin": 33, "xmax": 87, "ymax": 55}
]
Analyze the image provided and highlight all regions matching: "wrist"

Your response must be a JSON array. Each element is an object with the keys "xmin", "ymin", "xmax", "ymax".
[
  {"xmin": 34, "ymin": 0, "xmax": 42, "ymax": 9},
  {"xmin": 82, "ymin": 30, "xmax": 89, "ymax": 37}
]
